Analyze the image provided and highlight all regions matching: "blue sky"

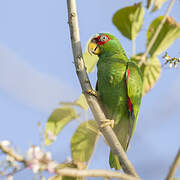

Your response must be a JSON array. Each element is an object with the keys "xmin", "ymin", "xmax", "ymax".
[{"xmin": 0, "ymin": 0, "xmax": 180, "ymax": 180}]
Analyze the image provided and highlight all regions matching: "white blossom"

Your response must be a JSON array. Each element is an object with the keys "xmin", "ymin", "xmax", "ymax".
[
  {"xmin": 26, "ymin": 146, "xmax": 43, "ymax": 160},
  {"xmin": 47, "ymin": 161, "xmax": 57, "ymax": 173},
  {"xmin": 26, "ymin": 146, "xmax": 56, "ymax": 174},
  {"xmin": 0, "ymin": 140, "xmax": 10, "ymax": 147},
  {"xmin": 169, "ymin": 62, "xmax": 173, "ymax": 68},
  {"xmin": 6, "ymin": 175, "xmax": 13, "ymax": 180}
]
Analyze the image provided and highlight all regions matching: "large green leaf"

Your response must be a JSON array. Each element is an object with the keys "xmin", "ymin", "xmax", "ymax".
[
  {"xmin": 147, "ymin": 0, "xmax": 168, "ymax": 11},
  {"xmin": 83, "ymin": 39, "xmax": 99, "ymax": 73},
  {"xmin": 147, "ymin": 16, "xmax": 180, "ymax": 57},
  {"xmin": 71, "ymin": 120, "xmax": 99, "ymax": 163},
  {"xmin": 45, "ymin": 106, "xmax": 78, "ymax": 146},
  {"xmin": 112, "ymin": 2, "xmax": 144, "ymax": 40},
  {"xmin": 132, "ymin": 55, "xmax": 161, "ymax": 96}
]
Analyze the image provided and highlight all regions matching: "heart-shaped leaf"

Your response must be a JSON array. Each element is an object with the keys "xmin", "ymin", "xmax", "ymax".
[
  {"xmin": 147, "ymin": 16, "xmax": 180, "ymax": 56},
  {"xmin": 45, "ymin": 106, "xmax": 78, "ymax": 146},
  {"xmin": 71, "ymin": 120, "xmax": 99, "ymax": 163},
  {"xmin": 112, "ymin": 2, "xmax": 144, "ymax": 40}
]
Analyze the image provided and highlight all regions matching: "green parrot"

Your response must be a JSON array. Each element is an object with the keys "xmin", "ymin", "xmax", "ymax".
[{"xmin": 88, "ymin": 33, "xmax": 142, "ymax": 170}]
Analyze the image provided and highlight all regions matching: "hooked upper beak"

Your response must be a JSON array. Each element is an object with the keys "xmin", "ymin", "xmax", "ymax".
[{"xmin": 88, "ymin": 37, "xmax": 101, "ymax": 55}]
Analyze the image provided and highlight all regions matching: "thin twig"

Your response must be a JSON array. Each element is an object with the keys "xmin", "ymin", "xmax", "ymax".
[
  {"xmin": 5, "ymin": 166, "xmax": 26, "ymax": 178},
  {"xmin": 66, "ymin": 0, "xmax": 139, "ymax": 178},
  {"xmin": 0, "ymin": 144, "xmax": 25, "ymax": 163},
  {"xmin": 139, "ymin": 0, "xmax": 175, "ymax": 66},
  {"xmin": 56, "ymin": 168, "xmax": 139, "ymax": 180},
  {"xmin": 166, "ymin": 149, "xmax": 180, "ymax": 180}
]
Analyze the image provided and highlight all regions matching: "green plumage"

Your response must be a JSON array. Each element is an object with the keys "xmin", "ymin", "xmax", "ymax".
[{"xmin": 95, "ymin": 33, "xmax": 142, "ymax": 169}]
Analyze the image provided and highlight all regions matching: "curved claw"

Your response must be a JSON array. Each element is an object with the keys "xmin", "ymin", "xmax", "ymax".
[
  {"xmin": 100, "ymin": 119, "xmax": 114, "ymax": 129},
  {"xmin": 87, "ymin": 89, "xmax": 98, "ymax": 97}
]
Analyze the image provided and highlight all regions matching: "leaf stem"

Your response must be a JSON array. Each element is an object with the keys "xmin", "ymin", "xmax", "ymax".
[
  {"xmin": 67, "ymin": 0, "xmax": 140, "ymax": 178},
  {"xmin": 132, "ymin": 38, "xmax": 136, "ymax": 56},
  {"xmin": 138, "ymin": 0, "xmax": 175, "ymax": 66}
]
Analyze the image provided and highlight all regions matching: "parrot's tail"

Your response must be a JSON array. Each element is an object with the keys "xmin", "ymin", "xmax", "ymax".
[
  {"xmin": 109, "ymin": 151, "xmax": 121, "ymax": 170},
  {"xmin": 109, "ymin": 143, "xmax": 129, "ymax": 170}
]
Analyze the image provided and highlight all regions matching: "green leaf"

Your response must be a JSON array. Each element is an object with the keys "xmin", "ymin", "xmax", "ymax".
[
  {"xmin": 112, "ymin": 2, "xmax": 144, "ymax": 40},
  {"xmin": 45, "ymin": 106, "xmax": 78, "ymax": 146},
  {"xmin": 83, "ymin": 39, "xmax": 99, "ymax": 73},
  {"xmin": 146, "ymin": 0, "xmax": 168, "ymax": 11},
  {"xmin": 152, "ymin": 0, "xmax": 168, "ymax": 12},
  {"xmin": 132, "ymin": 55, "xmax": 161, "ymax": 96},
  {"xmin": 60, "ymin": 94, "xmax": 88, "ymax": 111},
  {"xmin": 147, "ymin": 0, "xmax": 153, "ymax": 9},
  {"xmin": 71, "ymin": 120, "xmax": 99, "ymax": 163},
  {"xmin": 147, "ymin": 16, "xmax": 180, "ymax": 56},
  {"xmin": 60, "ymin": 94, "xmax": 89, "ymax": 111},
  {"xmin": 74, "ymin": 94, "xmax": 88, "ymax": 111}
]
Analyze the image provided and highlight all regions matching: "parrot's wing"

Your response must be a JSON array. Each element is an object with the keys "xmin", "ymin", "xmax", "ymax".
[
  {"xmin": 126, "ymin": 62, "xmax": 142, "ymax": 136},
  {"xmin": 109, "ymin": 62, "xmax": 142, "ymax": 171}
]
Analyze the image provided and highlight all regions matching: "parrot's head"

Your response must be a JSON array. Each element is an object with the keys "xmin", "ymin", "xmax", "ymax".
[{"xmin": 88, "ymin": 33, "xmax": 121, "ymax": 57}]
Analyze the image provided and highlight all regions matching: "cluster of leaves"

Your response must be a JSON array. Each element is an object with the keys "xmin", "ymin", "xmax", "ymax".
[
  {"xmin": 44, "ymin": 1, "xmax": 180, "ymax": 179},
  {"xmin": 113, "ymin": 2, "xmax": 180, "ymax": 95}
]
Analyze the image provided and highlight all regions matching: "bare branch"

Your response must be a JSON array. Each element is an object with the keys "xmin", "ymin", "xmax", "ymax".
[
  {"xmin": 166, "ymin": 149, "xmax": 180, "ymax": 180},
  {"xmin": 0, "ymin": 144, "xmax": 25, "ymax": 163},
  {"xmin": 66, "ymin": 0, "xmax": 139, "ymax": 178},
  {"xmin": 138, "ymin": 0, "xmax": 175, "ymax": 66},
  {"xmin": 56, "ymin": 168, "xmax": 139, "ymax": 180}
]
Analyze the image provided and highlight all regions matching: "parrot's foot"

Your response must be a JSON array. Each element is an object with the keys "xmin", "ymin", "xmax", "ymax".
[
  {"xmin": 100, "ymin": 119, "xmax": 114, "ymax": 129},
  {"xmin": 87, "ymin": 89, "xmax": 98, "ymax": 97}
]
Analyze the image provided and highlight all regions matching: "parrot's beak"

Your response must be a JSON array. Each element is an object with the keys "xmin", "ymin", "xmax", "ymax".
[{"xmin": 88, "ymin": 38, "xmax": 100, "ymax": 55}]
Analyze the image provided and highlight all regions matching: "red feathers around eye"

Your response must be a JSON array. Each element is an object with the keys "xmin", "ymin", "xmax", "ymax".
[{"xmin": 96, "ymin": 35, "xmax": 110, "ymax": 45}]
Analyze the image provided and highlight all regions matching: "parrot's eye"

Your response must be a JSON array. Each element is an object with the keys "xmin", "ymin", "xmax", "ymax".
[{"xmin": 100, "ymin": 35, "xmax": 108, "ymax": 42}]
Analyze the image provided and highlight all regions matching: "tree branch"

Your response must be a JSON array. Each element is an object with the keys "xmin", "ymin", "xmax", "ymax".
[
  {"xmin": 56, "ymin": 168, "xmax": 139, "ymax": 180},
  {"xmin": 66, "ymin": 0, "xmax": 139, "ymax": 178},
  {"xmin": 138, "ymin": 0, "xmax": 175, "ymax": 66},
  {"xmin": 0, "ymin": 144, "xmax": 25, "ymax": 163},
  {"xmin": 166, "ymin": 149, "xmax": 180, "ymax": 180}
]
